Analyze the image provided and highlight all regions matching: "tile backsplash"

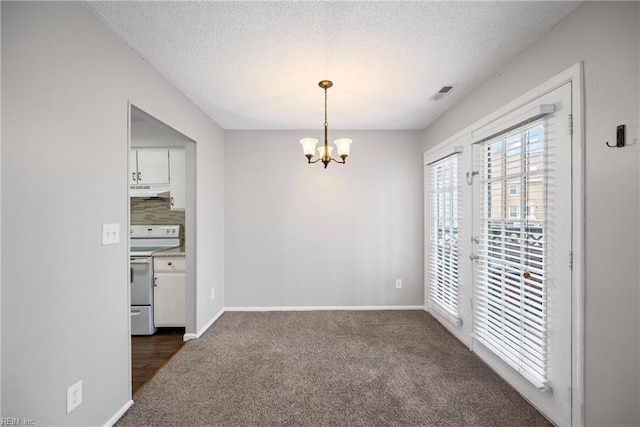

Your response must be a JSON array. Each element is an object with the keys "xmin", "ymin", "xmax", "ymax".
[{"xmin": 131, "ymin": 198, "xmax": 185, "ymax": 246}]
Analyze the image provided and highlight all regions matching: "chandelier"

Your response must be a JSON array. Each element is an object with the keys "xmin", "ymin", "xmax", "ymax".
[{"xmin": 299, "ymin": 80, "xmax": 353, "ymax": 169}]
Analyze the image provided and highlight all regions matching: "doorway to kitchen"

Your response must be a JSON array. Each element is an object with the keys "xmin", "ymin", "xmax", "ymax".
[{"xmin": 128, "ymin": 104, "xmax": 197, "ymax": 395}]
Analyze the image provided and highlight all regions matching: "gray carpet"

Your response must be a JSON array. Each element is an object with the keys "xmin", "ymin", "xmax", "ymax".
[{"xmin": 117, "ymin": 311, "xmax": 551, "ymax": 426}]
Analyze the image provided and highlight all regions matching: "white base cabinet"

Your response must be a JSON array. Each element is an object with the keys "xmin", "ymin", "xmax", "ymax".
[{"xmin": 153, "ymin": 256, "xmax": 185, "ymax": 327}]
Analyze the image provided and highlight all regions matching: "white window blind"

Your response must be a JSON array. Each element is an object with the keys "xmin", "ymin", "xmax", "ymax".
[
  {"xmin": 473, "ymin": 120, "xmax": 548, "ymax": 388},
  {"xmin": 429, "ymin": 153, "xmax": 461, "ymax": 318}
]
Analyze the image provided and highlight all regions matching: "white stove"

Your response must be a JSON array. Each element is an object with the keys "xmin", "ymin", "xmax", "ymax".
[
  {"xmin": 130, "ymin": 225, "xmax": 180, "ymax": 335},
  {"xmin": 130, "ymin": 225, "xmax": 181, "ymax": 255}
]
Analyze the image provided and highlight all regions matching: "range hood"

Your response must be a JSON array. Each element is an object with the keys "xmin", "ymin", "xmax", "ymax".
[{"xmin": 130, "ymin": 185, "xmax": 170, "ymax": 198}]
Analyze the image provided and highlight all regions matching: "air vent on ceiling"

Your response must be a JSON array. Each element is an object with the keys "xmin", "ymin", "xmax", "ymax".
[{"xmin": 432, "ymin": 85, "xmax": 455, "ymax": 101}]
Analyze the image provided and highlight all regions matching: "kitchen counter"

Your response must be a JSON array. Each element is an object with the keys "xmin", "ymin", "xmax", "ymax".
[{"xmin": 152, "ymin": 246, "xmax": 185, "ymax": 257}]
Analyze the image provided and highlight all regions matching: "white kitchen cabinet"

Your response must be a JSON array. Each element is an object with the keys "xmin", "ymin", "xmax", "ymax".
[
  {"xmin": 153, "ymin": 256, "xmax": 185, "ymax": 327},
  {"xmin": 169, "ymin": 148, "xmax": 185, "ymax": 211},
  {"xmin": 130, "ymin": 149, "xmax": 169, "ymax": 185},
  {"xmin": 129, "ymin": 151, "xmax": 138, "ymax": 185}
]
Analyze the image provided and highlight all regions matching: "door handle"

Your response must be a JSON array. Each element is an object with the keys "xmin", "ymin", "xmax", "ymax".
[
  {"xmin": 131, "ymin": 310, "xmax": 141, "ymax": 316},
  {"xmin": 130, "ymin": 267, "xmax": 133, "ymax": 283}
]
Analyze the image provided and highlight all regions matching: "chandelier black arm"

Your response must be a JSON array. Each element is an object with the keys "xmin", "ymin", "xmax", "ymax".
[{"xmin": 305, "ymin": 157, "xmax": 347, "ymax": 165}]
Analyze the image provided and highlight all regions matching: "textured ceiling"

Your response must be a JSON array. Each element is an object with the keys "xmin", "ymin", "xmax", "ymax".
[{"xmin": 84, "ymin": 1, "xmax": 580, "ymax": 130}]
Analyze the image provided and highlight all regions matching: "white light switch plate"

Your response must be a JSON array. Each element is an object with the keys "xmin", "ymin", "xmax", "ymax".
[{"xmin": 102, "ymin": 223, "xmax": 120, "ymax": 245}]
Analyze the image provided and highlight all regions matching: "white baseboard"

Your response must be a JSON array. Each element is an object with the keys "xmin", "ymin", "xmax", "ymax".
[
  {"xmin": 103, "ymin": 399, "xmax": 133, "ymax": 427},
  {"xmin": 183, "ymin": 307, "xmax": 225, "ymax": 341},
  {"xmin": 224, "ymin": 305, "xmax": 426, "ymax": 312}
]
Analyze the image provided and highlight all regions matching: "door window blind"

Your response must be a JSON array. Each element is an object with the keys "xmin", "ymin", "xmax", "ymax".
[
  {"xmin": 429, "ymin": 154, "xmax": 461, "ymax": 318},
  {"xmin": 473, "ymin": 120, "xmax": 548, "ymax": 387}
]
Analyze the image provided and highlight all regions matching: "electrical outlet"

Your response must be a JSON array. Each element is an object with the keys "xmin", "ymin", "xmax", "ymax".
[
  {"xmin": 210, "ymin": 288, "xmax": 215, "ymax": 300},
  {"xmin": 396, "ymin": 279, "xmax": 403, "ymax": 289},
  {"xmin": 102, "ymin": 223, "xmax": 120, "ymax": 245},
  {"xmin": 67, "ymin": 380, "xmax": 83, "ymax": 414}
]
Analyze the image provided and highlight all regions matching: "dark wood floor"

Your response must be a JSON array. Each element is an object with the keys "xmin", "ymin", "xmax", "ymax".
[{"xmin": 131, "ymin": 328, "xmax": 186, "ymax": 395}]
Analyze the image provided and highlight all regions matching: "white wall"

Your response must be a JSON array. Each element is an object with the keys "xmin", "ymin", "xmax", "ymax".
[
  {"xmin": 130, "ymin": 114, "xmax": 192, "ymax": 148},
  {"xmin": 1, "ymin": 2, "xmax": 224, "ymax": 425},
  {"xmin": 422, "ymin": 2, "xmax": 639, "ymax": 426},
  {"xmin": 0, "ymin": 2, "xmax": 3, "ymax": 417},
  {"xmin": 225, "ymin": 130, "xmax": 423, "ymax": 308}
]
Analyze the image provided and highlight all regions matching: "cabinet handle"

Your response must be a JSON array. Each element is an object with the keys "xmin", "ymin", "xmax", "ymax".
[
  {"xmin": 132, "ymin": 172, "xmax": 136, "ymax": 181},
  {"xmin": 168, "ymin": 262, "xmax": 172, "ymax": 266},
  {"xmin": 154, "ymin": 277, "xmax": 158, "ymax": 287},
  {"xmin": 170, "ymin": 197, "xmax": 175, "ymax": 206},
  {"xmin": 137, "ymin": 172, "xmax": 142, "ymax": 181}
]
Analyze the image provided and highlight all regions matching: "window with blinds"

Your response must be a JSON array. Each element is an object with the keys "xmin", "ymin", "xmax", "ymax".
[
  {"xmin": 473, "ymin": 120, "xmax": 548, "ymax": 387},
  {"xmin": 428, "ymin": 154, "xmax": 461, "ymax": 318}
]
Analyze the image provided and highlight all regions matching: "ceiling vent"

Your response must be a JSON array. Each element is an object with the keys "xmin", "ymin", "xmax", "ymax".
[{"xmin": 432, "ymin": 85, "xmax": 455, "ymax": 101}]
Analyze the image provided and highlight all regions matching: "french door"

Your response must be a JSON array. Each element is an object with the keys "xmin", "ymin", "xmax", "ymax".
[
  {"xmin": 470, "ymin": 82, "xmax": 572, "ymax": 426},
  {"xmin": 425, "ymin": 80, "xmax": 575, "ymax": 426}
]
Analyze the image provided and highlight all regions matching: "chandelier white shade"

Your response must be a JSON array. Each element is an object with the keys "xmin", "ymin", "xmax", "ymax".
[
  {"xmin": 299, "ymin": 81, "xmax": 353, "ymax": 169},
  {"xmin": 318, "ymin": 145, "xmax": 334, "ymax": 158},
  {"xmin": 300, "ymin": 138, "xmax": 319, "ymax": 157},
  {"xmin": 334, "ymin": 138, "xmax": 353, "ymax": 156}
]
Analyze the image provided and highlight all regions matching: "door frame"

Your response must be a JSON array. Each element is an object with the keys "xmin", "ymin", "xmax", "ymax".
[
  {"xmin": 424, "ymin": 63, "xmax": 584, "ymax": 425},
  {"xmin": 126, "ymin": 102, "xmax": 199, "ymax": 394}
]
